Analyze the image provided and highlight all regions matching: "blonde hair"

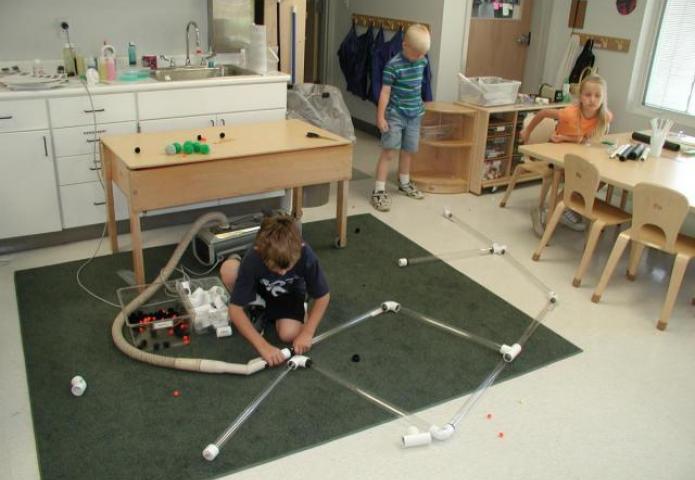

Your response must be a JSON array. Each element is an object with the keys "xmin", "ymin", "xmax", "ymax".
[
  {"xmin": 254, "ymin": 213, "xmax": 302, "ymax": 271},
  {"xmin": 578, "ymin": 74, "xmax": 610, "ymax": 141},
  {"xmin": 404, "ymin": 24, "xmax": 431, "ymax": 54}
]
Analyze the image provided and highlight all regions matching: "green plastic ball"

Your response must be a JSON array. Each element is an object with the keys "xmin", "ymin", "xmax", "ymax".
[
  {"xmin": 199, "ymin": 144, "xmax": 210, "ymax": 154},
  {"xmin": 183, "ymin": 143, "xmax": 194, "ymax": 154},
  {"xmin": 193, "ymin": 142, "xmax": 201, "ymax": 153},
  {"xmin": 173, "ymin": 142, "xmax": 182, "ymax": 153}
]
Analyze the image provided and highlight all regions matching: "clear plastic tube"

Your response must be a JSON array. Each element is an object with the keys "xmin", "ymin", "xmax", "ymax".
[
  {"xmin": 312, "ymin": 305, "xmax": 385, "ymax": 345},
  {"xmin": 443, "ymin": 207, "xmax": 494, "ymax": 246},
  {"xmin": 210, "ymin": 367, "xmax": 291, "ymax": 450},
  {"xmin": 398, "ymin": 248, "xmax": 490, "ymax": 267},
  {"xmin": 450, "ymin": 360, "xmax": 506, "ymax": 427},
  {"xmin": 516, "ymin": 300, "xmax": 555, "ymax": 348},
  {"xmin": 399, "ymin": 307, "xmax": 502, "ymax": 353},
  {"xmin": 312, "ymin": 364, "xmax": 431, "ymax": 432}
]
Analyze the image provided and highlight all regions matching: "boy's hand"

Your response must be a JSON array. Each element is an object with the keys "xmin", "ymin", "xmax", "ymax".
[
  {"xmin": 259, "ymin": 344, "xmax": 287, "ymax": 367},
  {"xmin": 292, "ymin": 330, "xmax": 314, "ymax": 355},
  {"xmin": 377, "ymin": 116, "xmax": 389, "ymax": 133}
]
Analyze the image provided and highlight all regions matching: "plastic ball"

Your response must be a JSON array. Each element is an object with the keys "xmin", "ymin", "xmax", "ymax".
[
  {"xmin": 165, "ymin": 144, "xmax": 177, "ymax": 155},
  {"xmin": 173, "ymin": 142, "xmax": 182, "ymax": 153},
  {"xmin": 193, "ymin": 142, "xmax": 201, "ymax": 153},
  {"xmin": 172, "ymin": 390, "xmax": 181, "ymax": 397},
  {"xmin": 134, "ymin": 146, "xmax": 141, "ymax": 154},
  {"xmin": 219, "ymin": 132, "xmax": 226, "ymax": 139},
  {"xmin": 197, "ymin": 134, "xmax": 202, "ymax": 141},
  {"xmin": 351, "ymin": 354, "xmax": 360, "ymax": 363},
  {"xmin": 199, "ymin": 144, "xmax": 210, "ymax": 154},
  {"xmin": 183, "ymin": 143, "xmax": 194, "ymax": 154}
]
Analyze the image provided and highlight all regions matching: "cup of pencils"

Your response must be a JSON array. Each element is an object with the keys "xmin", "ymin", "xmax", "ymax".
[{"xmin": 649, "ymin": 117, "xmax": 673, "ymax": 158}]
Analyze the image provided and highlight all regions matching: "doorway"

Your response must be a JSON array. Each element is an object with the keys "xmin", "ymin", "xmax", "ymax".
[{"xmin": 304, "ymin": 0, "xmax": 326, "ymax": 83}]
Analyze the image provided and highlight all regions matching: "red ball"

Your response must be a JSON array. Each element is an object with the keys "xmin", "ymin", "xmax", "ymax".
[{"xmin": 172, "ymin": 390, "xmax": 181, "ymax": 397}]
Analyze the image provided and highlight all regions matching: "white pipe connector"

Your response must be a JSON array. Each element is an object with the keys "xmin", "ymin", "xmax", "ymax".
[
  {"xmin": 397, "ymin": 258, "xmax": 408, "ymax": 267},
  {"xmin": 430, "ymin": 423, "xmax": 455, "ymax": 441},
  {"xmin": 402, "ymin": 426, "xmax": 432, "ymax": 448},
  {"xmin": 203, "ymin": 443, "xmax": 219, "ymax": 461},
  {"xmin": 381, "ymin": 301, "xmax": 401, "ymax": 313},
  {"xmin": 500, "ymin": 343, "xmax": 522, "ymax": 362},
  {"xmin": 548, "ymin": 291, "xmax": 559, "ymax": 306},
  {"xmin": 491, "ymin": 242, "xmax": 507, "ymax": 255},
  {"xmin": 442, "ymin": 207, "xmax": 453, "ymax": 219},
  {"xmin": 288, "ymin": 355, "xmax": 312, "ymax": 369}
]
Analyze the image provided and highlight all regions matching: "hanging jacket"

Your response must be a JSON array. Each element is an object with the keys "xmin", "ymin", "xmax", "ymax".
[
  {"xmin": 337, "ymin": 24, "xmax": 360, "ymax": 93},
  {"xmin": 352, "ymin": 26, "xmax": 374, "ymax": 99},
  {"xmin": 569, "ymin": 39, "xmax": 595, "ymax": 84},
  {"xmin": 369, "ymin": 29, "xmax": 433, "ymax": 105}
]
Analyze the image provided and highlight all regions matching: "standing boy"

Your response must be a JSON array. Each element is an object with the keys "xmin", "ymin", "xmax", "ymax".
[
  {"xmin": 371, "ymin": 24, "xmax": 431, "ymax": 212},
  {"xmin": 220, "ymin": 213, "xmax": 330, "ymax": 367}
]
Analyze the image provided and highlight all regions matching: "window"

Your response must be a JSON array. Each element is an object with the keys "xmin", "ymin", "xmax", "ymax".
[{"xmin": 643, "ymin": 0, "xmax": 695, "ymax": 116}]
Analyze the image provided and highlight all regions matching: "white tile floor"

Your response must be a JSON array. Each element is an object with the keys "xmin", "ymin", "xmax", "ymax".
[{"xmin": 2, "ymin": 131, "xmax": 694, "ymax": 479}]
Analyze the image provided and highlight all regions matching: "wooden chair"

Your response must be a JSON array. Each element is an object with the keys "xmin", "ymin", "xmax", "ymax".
[
  {"xmin": 532, "ymin": 154, "xmax": 632, "ymax": 287},
  {"xmin": 499, "ymin": 115, "xmax": 557, "ymax": 210},
  {"xmin": 591, "ymin": 183, "xmax": 695, "ymax": 330}
]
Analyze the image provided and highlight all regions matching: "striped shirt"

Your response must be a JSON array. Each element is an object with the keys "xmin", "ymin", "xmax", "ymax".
[{"xmin": 382, "ymin": 53, "xmax": 428, "ymax": 118}]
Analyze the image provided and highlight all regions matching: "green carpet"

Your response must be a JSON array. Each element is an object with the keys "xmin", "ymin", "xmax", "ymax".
[{"xmin": 15, "ymin": 214, "xmax": 580, "ymax": 480}]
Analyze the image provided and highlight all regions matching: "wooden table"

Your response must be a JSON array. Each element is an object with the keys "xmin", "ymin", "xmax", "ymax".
[
  {"xmin": 100, "ymin": 119, "xmax": 353, "ymax": 285},
  {"xmin": 519, "ymin": 132, "xmax": 695, "ymax": 212}
]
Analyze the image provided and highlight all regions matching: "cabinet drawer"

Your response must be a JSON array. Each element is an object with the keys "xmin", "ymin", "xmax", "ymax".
[
  {"xmin": 138, "ymin": 83, "xmax": 287, "ymax": 120},
  {"xmin": 0, "ymin": 99, "xmax": 48, "ymax": 133},
  {"xmin": 48, "ymin": 93, "xmax": 136, "ymax": 127},
  {"xmin": 56, "ymin": 154, "xmax": 102, "ymax": 186},
  {"xmin": 217, "ymin": 108, "xmax": 286, "ymax": 126},
  {"xmin": 53, "ymin": 121, "xmax": 136, "ymax": 157},
  {"xmin": 59, "ymin": 181, "xmax": 128, "ymax": 229}
]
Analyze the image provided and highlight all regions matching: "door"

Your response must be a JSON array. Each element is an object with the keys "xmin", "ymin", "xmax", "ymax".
[
  {"xmin": 0, "ymin": 130, "xmax": 62, "ymax": 238},
  {"xmin": 465, "ymin": 0, "xmax": 533, "ymax": 81}
]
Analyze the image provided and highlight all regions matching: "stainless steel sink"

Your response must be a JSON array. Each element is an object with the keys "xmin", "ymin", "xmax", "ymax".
[{"xmin": 151, "ymin": 65, "xmax": 258, "ymax": 81}]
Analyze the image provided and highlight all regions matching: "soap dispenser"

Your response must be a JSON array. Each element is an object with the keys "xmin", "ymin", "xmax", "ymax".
[{"xmin": 100, "ymin": 43, "xmax": 117, "ymax": 82}]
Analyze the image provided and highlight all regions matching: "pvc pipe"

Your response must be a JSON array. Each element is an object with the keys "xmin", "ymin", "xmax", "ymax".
[
  {"xmin": 430, "ymin": 423, "xmax": 455, "ymax": 441},
  {"xmin": 203, "ymin": 367, "xmax": 292, "ymax": 461},
  {"xmin": 396, "ymin": 248, "xmax": 490, "ymax": 268},
  {"xmin": 312, "ymin": 303, "xmax": 393, "ymax": 345},
  {"xmin": 288, "ymin": 355, "xmax": 312, "ymax": 369},
  {"xmin": 499, "ymin": 343, "xmax": 522, "ymax": 362},
  {"xmin": 402, "ymin": 426, "xmax": 432, "ymax": 448},
  {"xmin": 400, "ymin": 307, "xmax": 502, "ymax": 354}
]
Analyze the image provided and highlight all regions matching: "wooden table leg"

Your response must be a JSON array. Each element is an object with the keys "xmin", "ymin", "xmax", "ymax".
[
  {"xmin": 101, "ymin": 144, "xmax": 119, "ymax": 253},
  {"xmin": 292, "ymin": 187, "xmax": 303, "ymax": 220},
  {"xmin": 336, "ymin": 180, "xmax": 349, "ymax": 247},
  {"xmin": 128, "ymin": 208, "xmax": 145, "ymax": 285}
]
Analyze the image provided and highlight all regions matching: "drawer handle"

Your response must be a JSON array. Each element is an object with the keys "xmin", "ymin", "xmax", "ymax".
[
  {"xmin": 84, "ymin": 108, "xmax": 105, "ymax": 113},
  {"xmin": 89, "ymin": 165, "xmax": 102, "ymax": 171},
  {"xmin": 43, "ymin": 136, "xmax": 48, "ymax": 156},
  {"xmin": 220, "ymin": 118, "xmax": 226, "ymax": 126},
  {"xmin": 83, "ymin": 129, "xmax": 107, "ymax": 135},
  {"xmin": 0, "ymin": 115, "xmax": 13, "ymax": 120},
  {"xmin": 86, "ymin": 138, "xmax": 100, "ymax": 143},
  {"xmin": 92, "ymin": 201, "xmax": 106, "ymax": 206},
  {"xmin": 210, "ymin": 119, "xmax": 215, "ymax": 126}
]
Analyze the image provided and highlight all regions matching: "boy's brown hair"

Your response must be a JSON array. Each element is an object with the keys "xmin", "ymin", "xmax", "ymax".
[{"xmin": 254, "ymin": 213, "xmax": 302, "ymax": 271}]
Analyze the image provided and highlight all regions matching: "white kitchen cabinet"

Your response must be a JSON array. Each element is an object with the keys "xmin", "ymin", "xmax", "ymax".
[
  {"xmin": 52, "ymin": 121, "xmax": 137, "ymax": 158},
  {"xmin": 59, "ymin": 181, "xmax": 129, "ymax": 229},
  {"xmin": 0, "ymin": 99, "xmax": 49, "ymax": 133},
  {"xmin": 0, "ymin": 130, "xmax": 62, "ymax": 238},
  {"xmin": 138, "ymin": 108, "xmax": 286, "ymax": 133},
  {"xmin": 48, "ymin": 93, "xmax": 137, "ymax": 128}
]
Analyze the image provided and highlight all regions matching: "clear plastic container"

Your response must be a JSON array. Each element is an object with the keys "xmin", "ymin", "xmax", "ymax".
[
  {"xmin": 176, "ymin": 277, "xmax": 230, "ymax": 335},
  {"xmin": 420, "ymin": 123, "xmax": 455, "ymax": 140},
  {"xmin": 459, "ymin": 75, "xmax": 521, "ymax": 107}
]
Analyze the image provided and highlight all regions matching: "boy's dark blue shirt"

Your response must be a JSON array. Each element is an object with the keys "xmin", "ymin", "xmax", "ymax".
[{"xmin": 230, "ymin": 244, "xmax": 329, "ymax": 306}]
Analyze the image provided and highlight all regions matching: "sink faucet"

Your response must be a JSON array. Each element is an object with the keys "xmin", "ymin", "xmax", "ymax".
[{"xmin": 185, "ymin": 21, "xmax": 202, "ymax": 66}]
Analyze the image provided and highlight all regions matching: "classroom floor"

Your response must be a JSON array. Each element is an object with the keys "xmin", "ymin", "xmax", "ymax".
[{"xmin": 2, "ymin": 130, "xmax": 694, "ymax": 480}]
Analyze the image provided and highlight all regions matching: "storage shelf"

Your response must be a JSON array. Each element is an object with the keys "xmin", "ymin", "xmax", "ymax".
[
  {"xmin": 481, "ymin": 171, "xmax": 542, "ymax": 188},
  {"xmin": 412, "ymin": 174, "xmax": 468, "ymax": 194},
  {"xmin": 420, "ymin": 138, "xmax": 473, "ymax": 148}
]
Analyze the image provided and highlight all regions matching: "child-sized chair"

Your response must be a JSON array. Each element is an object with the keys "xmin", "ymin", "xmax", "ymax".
[
  {"xmin": 499, "ymin": 115, "xmax": 557, "ymax": 210},
  {"xmin": 591, "ymin": 183, "xmax": 695, "ymax": 330},
  {"xmin": 532, "ymin": 154, "xmax": 631, "ymax": 287}
]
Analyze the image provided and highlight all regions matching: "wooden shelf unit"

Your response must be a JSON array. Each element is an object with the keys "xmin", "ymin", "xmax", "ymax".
[
  {"xmin": 456, "ymin": 101, "xmax": 567, "ymax": 194},
  {"xmin": 411, "ymin": 102, "xmax": 478, "ymax": 194}
]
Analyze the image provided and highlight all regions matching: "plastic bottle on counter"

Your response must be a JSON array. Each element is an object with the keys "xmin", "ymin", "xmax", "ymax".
[
  {"xmin": 62, "ymin": 43, "xmax": 77, "ymax": 76},
  {"xmin": 128, "ymin": 42, "xmax": 137, "ymax": 66},
  {"xmin": 100, "ymin": 43, "xmax": 117, "ymax": 82}
]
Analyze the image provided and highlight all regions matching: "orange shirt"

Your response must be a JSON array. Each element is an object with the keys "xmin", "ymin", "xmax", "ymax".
[{"xmin": 555, "ymin": 104, "xmax": 599, "ymax": 138}]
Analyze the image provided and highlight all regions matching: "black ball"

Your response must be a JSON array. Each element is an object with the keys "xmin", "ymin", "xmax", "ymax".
[
  {"xmin": 134, "ymin": 146, "xmax": 141, "ymax": 153},
  {"xmin": 354, "ymin": 228, "xmax": 361, "ymax": 234},
  {"xmin": 219, "ymin": 132, "xmax": 226, "ymax": 139},
  {"xmin": 197, "ymin": 134, "xmax": 202, "ymax": 141},
  {"xmin": 351, "ymin": 354, "xmax": 360, "ymax": 363}
]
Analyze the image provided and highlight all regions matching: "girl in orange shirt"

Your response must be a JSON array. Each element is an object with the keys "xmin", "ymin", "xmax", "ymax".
[{"xmin": 520, "ymin": 74, "xmax": 613, "ymax": 144}]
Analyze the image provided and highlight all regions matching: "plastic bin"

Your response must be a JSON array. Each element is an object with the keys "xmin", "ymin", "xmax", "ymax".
[
  {"xmin": 420, "ymin": 123, "xmax": 456, "ymax": 140},
  {"xmin": 177, "ymin": 277, "xmax": 230, "ymax": 335},
  {"xmin": 117, "ymin": 280, "xmax": 192, "ymax": 352},
  {"xmin": 458, "ymin": 75, "xmax": 521, "ymax": 107}
]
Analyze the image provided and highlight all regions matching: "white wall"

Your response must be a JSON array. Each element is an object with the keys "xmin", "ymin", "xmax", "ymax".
[
  {"xmin": 0, "ymin": 0, "xmax": 208, "ymax": 63},
  {"xmin": 539, "ymin": 0, "xmax": 650, "ymax": 133},
  {"xmin": 325, "ymin": 0, "xmax": 450, "ymax": 125}
]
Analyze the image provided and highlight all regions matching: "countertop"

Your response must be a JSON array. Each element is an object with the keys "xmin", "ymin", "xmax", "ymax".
[{"xmin": 0, "ymin": 70, "xmax": 291, "ymax": 100}]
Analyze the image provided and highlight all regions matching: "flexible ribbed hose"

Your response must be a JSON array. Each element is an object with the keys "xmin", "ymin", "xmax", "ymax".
[{"xmin": 111, "ymin": 211, "xmax": 267, "ymax": 375}]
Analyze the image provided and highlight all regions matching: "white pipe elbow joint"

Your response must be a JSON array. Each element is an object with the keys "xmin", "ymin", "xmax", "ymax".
[
  {"xmin": 203, "ymin": 444, "xmax": 219, "ymax": 461},
  {"xmin": 430, "ymin": 423, "xmax": 455, "ymax": 441},
  {"xmin": 500, "ymin": 343, "xmax": 522, "ymax": 362},
  {"xmin": 442, "ymin": 207, "xmax": 453, "ymax": 219},
  {"xmin": 280, "ymin": 348, "xmax": 292, "ymax": 361},
  {"xmin": 288, "ymin": 355, "xmax": 312, "ymax": 369},
  {"xmin": 397, "ymin": 258, "xmax": 408, "ymax": 267},
  {"xmin": 381, "ymin": 301, "xmax": 401, "ymax": 313},
  {"xmin": 402, "ymin": 426, "xmax": 432, "ymax": 448},
  {"xmin": 491, "ymin": 242, "xmax": 507, "ymax": 255},
  {"xmin": 548, "ymin": 291, "xmax": 559, "ymax": 305}
]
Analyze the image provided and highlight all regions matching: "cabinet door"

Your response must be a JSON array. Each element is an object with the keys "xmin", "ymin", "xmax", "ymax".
[
  {"xmin": 0, "ymin": 130, "xmax": 62, "ymax": 238},
  {"xmin": 216, "ymin": 108, "xmax": 286, "ymax": 126},
  {"xmin": 139, "ymin": 115, "xmax": 216, "ymax": 133},
  {"xmin": 59, "ymin": 181, "xmax": 129, "ymax": 229}
]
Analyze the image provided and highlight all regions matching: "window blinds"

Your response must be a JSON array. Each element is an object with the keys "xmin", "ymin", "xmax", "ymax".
[{"xmin": 644, "ymin": 0, "xmax": 695, "ymax": 115}]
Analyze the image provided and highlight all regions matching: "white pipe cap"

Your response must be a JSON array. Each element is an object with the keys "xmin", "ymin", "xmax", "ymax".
[{"xmin": 203, "ymin": 444, "xmax": 219, "ymax": 461}]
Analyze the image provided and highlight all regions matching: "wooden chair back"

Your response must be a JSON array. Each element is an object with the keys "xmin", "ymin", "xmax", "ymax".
[
  {"xmin": 523, "ymin": 114, "xmax": 556, "ymax": 145},
  {"xmin": 631, "ymin": 183, "xmax": 689, "ymax": 253},
  {"xmin": 562, "ymin": 154, "xmax": 600, "ymax": 215}
]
